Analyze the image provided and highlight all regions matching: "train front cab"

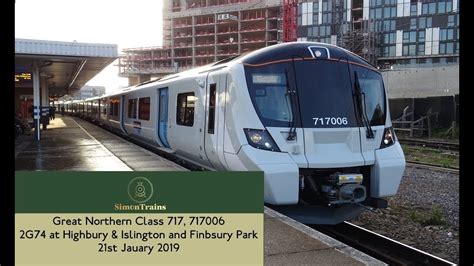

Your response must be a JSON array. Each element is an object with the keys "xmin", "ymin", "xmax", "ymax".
[{"xmin": 225, "ymin": 43, "xmax": 406, "ymax": 224}]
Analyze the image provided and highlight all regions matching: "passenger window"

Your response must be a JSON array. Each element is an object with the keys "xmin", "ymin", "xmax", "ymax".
[
  {"xmin": 113, "ymin": 100, "xmax": 119, "ymax": 117},
  {"xmin": 128, "ymin": 98, "xmax": 138, "ymax": 119},
  {"xmin": 176, "ymin": 92, "xmax": 195, "ymax": 126},
  {"xmin": 139, "ymin": 97, "xmax": 150, "ymax": 120},
  {"xmin": 109, "ymin": 99, "xmax": 120, "ymax": 118},
  {"xmin": 109, "ymin": 100, "xmax": 114, "ymax": 116}
]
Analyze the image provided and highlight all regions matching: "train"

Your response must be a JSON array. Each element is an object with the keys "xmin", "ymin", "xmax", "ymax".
[{"xmin": 60, "ymin": 42, "xmax": 406, "ymax": 224}]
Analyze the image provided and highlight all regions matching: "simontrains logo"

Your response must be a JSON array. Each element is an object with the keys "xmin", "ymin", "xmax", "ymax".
[
  {"xmin": 128, "ymin": 176, "xmax": 153, "ymax": 203},
  {"xmin": 114, "ymin": 176, "xmax": 167, "ymax": 211}
]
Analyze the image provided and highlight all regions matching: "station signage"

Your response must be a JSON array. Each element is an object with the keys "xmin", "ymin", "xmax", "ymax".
[
  {"xmin": 15, "ymin": 72, "xmax": 32, "ymax": 85},
  {"xmin": 217, "ymin": 13, "xmax": 238, "ymax": 21}
]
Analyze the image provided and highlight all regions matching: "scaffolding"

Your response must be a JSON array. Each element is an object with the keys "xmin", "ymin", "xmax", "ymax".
[
  {"xmin": 335, "ymin": 0, "xmax": 380, "ymax": 65},
  {"xmin": 118, "ymin": 0, "xmax": 281, "ymax": 80}
]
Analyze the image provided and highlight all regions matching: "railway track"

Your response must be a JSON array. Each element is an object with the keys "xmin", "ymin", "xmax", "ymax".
[
  {"xmin": 311, "ymin": 222, "xmax": 455, "ymax": 266},
  {"xmin": 399, "ymin": 138, "xmax": 459, "ymax": 152},
  {"xmin": 406, "ymin": 160, "xmax": 459, "ymax": 174}
]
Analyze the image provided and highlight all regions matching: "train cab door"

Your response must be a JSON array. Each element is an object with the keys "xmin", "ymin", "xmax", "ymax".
[
  {"xmin": 204, "ymin": 72, "xmax": 226, "ymax": 170},
  {"xmin": 157, "ymin": 87, "xmax": 170, "ymax": 148}
]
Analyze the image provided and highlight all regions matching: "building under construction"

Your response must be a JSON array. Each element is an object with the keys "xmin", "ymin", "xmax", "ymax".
[
  {"xmin": 119, "ymin": 0, "xmax": 282, "ymax": 85},
  {"xmin": 297, "ymin": 0, "xmax": 459, "ymax": 69}
]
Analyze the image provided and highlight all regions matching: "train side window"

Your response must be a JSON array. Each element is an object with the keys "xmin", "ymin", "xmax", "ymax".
[
  {"xmin": 113, "ymin": 98, "xmax": 120, "ymax": 117},
  {"xmin": 109, "ymin": 99, "xmax": 117, "ymax": 117},
  {"xmin": 176, "ymin": 92, "xmax": 195, "ymax": 127},
  {"xmin": 109, "ymin": 100, "xmax": 114, "ymax": 116},
  {"xmin": 139, "ymin": 97, "xmax": 150, "ymax": 120},
  {"xmin": 208, "ymin": 84, "xmax": 216, "ymax": 134},
  {"xmin": 128, "ymin": 98, "xmax": 138, "ymax": 119}
]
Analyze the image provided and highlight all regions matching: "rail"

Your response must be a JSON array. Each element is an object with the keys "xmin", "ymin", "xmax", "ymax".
[
  {"xmin": 406, "ymin": 161, "xmax": 459, "ymax": 174},
  {"xmin": 311, "ymin": 222, "xmax": 455, "ymax": 265},
  {"xmin": 399, "ymin": 138, "xmax": 459, "ymax": 152}
]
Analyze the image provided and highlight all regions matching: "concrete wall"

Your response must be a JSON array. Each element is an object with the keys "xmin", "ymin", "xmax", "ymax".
[{"xmin": 382, "ymin": 64, "xmax": 459, "ymax": 99}]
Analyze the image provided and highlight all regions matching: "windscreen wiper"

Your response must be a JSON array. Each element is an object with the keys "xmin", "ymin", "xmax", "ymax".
[
  {"xmin": 354, "ymin": 72, "xmax": 375, "ymax": 139},
  {"xmin": 284, "ymin": 70, "xmax": 297, "ymax": 140}
]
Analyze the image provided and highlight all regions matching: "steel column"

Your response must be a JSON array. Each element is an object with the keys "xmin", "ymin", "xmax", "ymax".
[{"xmin": 32, "ymin": 61, "xmax": 41, "ymax": 140}]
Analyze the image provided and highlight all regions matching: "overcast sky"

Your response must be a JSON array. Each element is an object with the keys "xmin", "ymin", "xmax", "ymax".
[{"xmin": 15, "ymin": 0, "xmax": 163, "ymax": 93}]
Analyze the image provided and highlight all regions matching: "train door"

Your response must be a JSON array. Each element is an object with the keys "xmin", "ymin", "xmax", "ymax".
[
  {"xmin": 204, "ymin": 73, "xmax": 225, "ymax": 169},
  {"xmin": 157, "ymin": 87, "xmax": 170, "ymax": 148},
  {"xmin": 120, "ymin": 95, "xmax": 127, "ymax": 133}
]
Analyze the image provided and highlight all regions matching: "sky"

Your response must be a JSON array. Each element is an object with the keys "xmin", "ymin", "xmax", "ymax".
[{"xmin": 15, "ymin": 0, "xmax": 163, "ymax": 93}]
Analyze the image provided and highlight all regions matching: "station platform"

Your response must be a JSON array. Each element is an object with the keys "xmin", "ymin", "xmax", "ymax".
[
  {"xmin": 14, "ymin": 116, "xmax": 186, "ymax": 171},
  {"xmin": 264, "ymin": 207, "xmax": 383, "ymax": 265},
  {"xmin": 14, "ymin": 116, "xmax": 384, "ymax": 265}
]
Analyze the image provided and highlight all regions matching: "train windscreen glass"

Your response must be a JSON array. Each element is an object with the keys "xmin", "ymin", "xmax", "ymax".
[
  {"xmin": 245, "ymin": 60, "xmax": 386, "ymax": 128},
  {"xmin": 246, "ymin": 71, "xmax": 293, "ymax": 127},
  {"xmin": 351, "ymin": 65, "xmax": 386, "ymax": 126}
]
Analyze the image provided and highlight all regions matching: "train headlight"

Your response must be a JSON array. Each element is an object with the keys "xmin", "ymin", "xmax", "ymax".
[
  {"xmin": 244, "ymin": 128, "xmax": 281, "ymax": 152},
  {"xmin": 250, "ymin": 133, "xmax": 263, "ymax": 143},
  {"xmin": 380, "ymin": 126, "xmax": 396, "ymax": 148}
]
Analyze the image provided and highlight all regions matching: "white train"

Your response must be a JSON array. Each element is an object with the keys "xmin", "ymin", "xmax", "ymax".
[{"xmin": 62, "ymin": 42, "xmax": 406, "ymax": 224}]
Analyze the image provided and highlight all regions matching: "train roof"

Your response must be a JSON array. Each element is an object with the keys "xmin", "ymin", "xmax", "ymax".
[
  {"xmin": 101, "ymin": 42, "xmax": 377, "ymax": 98},
  {"xmin": 235, "ymin": 42, "xmax": 376, "ymax": 70}
]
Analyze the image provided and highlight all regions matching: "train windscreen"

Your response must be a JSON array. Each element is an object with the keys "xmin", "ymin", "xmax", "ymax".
[{"xmin": 244, "ymin": 60, "xmax": 386, "ymax": 128}]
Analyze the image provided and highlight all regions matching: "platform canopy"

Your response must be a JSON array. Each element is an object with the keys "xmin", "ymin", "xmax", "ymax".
[{"xmin": 15, "ymin": 38, "xmax": 118, "ymax": 97}]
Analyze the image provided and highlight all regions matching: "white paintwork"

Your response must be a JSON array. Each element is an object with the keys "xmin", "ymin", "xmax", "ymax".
[
  {"xmin": 425, "ymin": 28, "xmax": 433, "ymax": 55},
  {"xmin": 359, "ymin": 125, "xmax": 384, "ymax": 165},
  {"xmin": 302, "ymin": 2, "xmax": 313, "ymax": 26},
  {"xmin": 15, "ymin": 38, "xmax": 117, "ymax": 57},
  {"xmin": 236, "ymin": 145, "xmax": 299, "ymax": 204},
  {"xmin": 223, "ymin": 65, "xmax": 265, "ymax": 154},
  {"xmin": 308, "ymin": 2, "xmax": 313, "ymax": 26},
  {"xmin": 204, "ymin": 70, "xmax": 226, "ymax": 170},
  {"xmin": 397, "ymin": 0, "xmax": 404, "ymax": 17},
  {"xmin": 266, "ymin": 127, "xmax": 308, "ymax": 168},
  {"xmin": 432, "ymin": 27, "xmax": 440, "ymax": 55},
  {"xmin": 318, "ymin": 0, "xmax": 323, "ymax": 25},
  {"xmin": 370, "ymin": 142, "xmax": 405, "ymax": 197},
  {"xmin": 167, "ymin": 78, "xmax": 209, "ymax": 166},
  {"xmin": 396, "ymin": 30, "xmax": 403, "ymax": 56},
  {"xmin": 346, "ymin": 0, "xmax": 352, "ymax": 22},
  {"xmin": 362, "ymin": 0, "xmax": 368, "ymax": 20},
  {"xmin": 403, "ymin": 0, "xmax": 410, "ymax": 17},
  {"xmin": 121, "ymin": 90, "xmax": 158, "ymax": 143},
  {"xmin": 304, "ymin": 128, "xmax": 365, "ymax": 168}
]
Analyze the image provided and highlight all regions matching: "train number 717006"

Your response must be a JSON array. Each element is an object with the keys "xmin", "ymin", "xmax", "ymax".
[{"xmin": 312, "ymin": 117, "xmax": 348, "ymax": 126}]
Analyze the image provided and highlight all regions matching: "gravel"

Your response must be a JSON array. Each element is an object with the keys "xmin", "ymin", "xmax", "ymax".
[{"xmin": 351, "ymin": 166, "xmax": 459, "ymax": 264}]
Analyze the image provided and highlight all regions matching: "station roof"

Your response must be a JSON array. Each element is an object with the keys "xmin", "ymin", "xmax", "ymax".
[{"xmin": 15, "ymin": 38, "xmax": 118, "ymax": 97}]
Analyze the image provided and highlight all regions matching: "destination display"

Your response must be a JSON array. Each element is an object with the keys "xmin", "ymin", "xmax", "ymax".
[{"xmin": 16, "ymin": 172, "xmax": 263, "ymax": 265}]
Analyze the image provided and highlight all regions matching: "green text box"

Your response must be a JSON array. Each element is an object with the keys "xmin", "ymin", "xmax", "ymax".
[{"xmin": 16, "ymin": 171, "xmax": 263, "ymax": 213}]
